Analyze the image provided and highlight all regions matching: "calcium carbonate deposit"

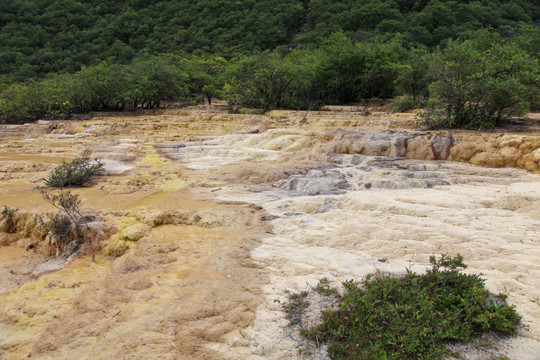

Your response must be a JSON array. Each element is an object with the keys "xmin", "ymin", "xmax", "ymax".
[{"xmin": 1, "ymin": 108, "xmax": 539, "ymax": 359}]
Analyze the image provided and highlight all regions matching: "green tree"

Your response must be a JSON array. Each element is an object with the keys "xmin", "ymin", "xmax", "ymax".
[
  {"xmin": 359, "ymin": 39, "xmax": 405, "ymax": 99},
  {"xmin": 222, "ymin": 52, "xmax": 297, "ymax": 110},
  {"xmin": 395, "ymin": 48, "xmax": 433, "ymax": 102},
  {"xmin": 128, "ymin": 55, "xmax": 187, "ymax": 109},
  {"xmin": 179, "ymin": 56, "xmax": 227, "ymax": 105},
  {"xmin": 75, "ymin": 62, "xmax": 126, "ymax": 110},
  {"xmin": 422, "ymin": 39, "xmax": 539, "ymax": 129},
  {"xmin": 40, "ymin": 73, "xmax": 76, "ymax": 118},
  {"xmin": 310, "ymin": 32, "xmax": 404, "ymax": 104},
  {"xmin": 285, "ymin": 48, "xmax": 327, "ymax": 110},
  {"xmin": 313, "ymin": 32, "xmax": 367, "ymax": 104}
]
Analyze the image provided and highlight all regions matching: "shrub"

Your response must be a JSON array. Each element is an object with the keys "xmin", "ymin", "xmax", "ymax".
[
  {"xmin": 41, "ymin": 190, "xmax": 84, "ymax": 224},
  {"xmin": 45, "ymin": 157, "xmax": 104, "ymax": 187},
  {"xmin": 0, "ymin": 81, "xmax": 45, "ymax": 124},
  {"xmin": 41, "ymin": 190, "xmax": 89, "ymax": 254},
  {"xmin": 47, "ymin": 212, "xmax": 75, "ymax": 246},
  {"xmin": 392, "ymin": 95, "xmax": 417, "ymax": 112},
  {"xmin": 283, "ymin": 290, "xmax": 309, "ymax": 326},
  {"xmin": 415, "ymin": 108, "xmax": 452, "ymax": 130},
  {"xmin": 297, "ymin": 254, "xmax": 521, "ymax": 360},
  {"xmin": 316, "ymin": 277, "xmax": 340, "ymax": 297}
]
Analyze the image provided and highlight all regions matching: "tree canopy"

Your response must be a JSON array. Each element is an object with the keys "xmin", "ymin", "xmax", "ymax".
[
  {"xmin": 0, "ymin": 0, "xmax": 538, "ymax": 127},
  {"xmin": 0, "ymin": 0, "xmax": 538, "ymax": 83}
]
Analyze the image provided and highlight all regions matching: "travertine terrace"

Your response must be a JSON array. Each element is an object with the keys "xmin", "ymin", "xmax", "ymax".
[{"xmin": 1, "ymin": 107, "xmax": 539, "ymax": 359}]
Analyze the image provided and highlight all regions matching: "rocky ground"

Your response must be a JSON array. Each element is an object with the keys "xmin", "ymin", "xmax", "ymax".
[{"xmin": 0, "ymin": 108, "xmax": 539, "ymax": 359}]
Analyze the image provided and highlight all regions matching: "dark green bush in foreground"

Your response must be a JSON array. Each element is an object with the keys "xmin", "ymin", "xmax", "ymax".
[
  {"xmin": 45, "ymin": 157, "xmax": 104, "ymax": 187},
  {"xmin": 300, "ymin": 254, "xmax": 521, "ymax": 360}
]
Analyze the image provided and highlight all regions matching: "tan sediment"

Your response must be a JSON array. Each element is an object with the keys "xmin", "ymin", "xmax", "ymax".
[{"xmin": 0, "ymin": 108, "xmax": 539, "ymax": 359}]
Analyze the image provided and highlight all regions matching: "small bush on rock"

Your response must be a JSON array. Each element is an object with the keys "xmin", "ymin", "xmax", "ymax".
[
  {"xmin": 45, "ymin": 157, "xmax": 104, "ymax": 187},
  {"xmin": 41, "ymin": 190, "xmax": 89, "ymax": 255},
  {"xmin": 47, "ymin": 212, "xmax": 75, "ymax": 246}
]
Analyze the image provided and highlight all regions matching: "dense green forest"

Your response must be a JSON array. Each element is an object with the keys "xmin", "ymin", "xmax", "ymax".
[
  {"xmin": 0, "ymin": 0, "xmax": 539, "ymax": 128},
  {"xmin": 1, "ymin": 0, "xmax": 538, "ymax": 82}
]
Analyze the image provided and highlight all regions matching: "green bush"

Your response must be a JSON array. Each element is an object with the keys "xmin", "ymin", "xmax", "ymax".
[
  {"xmin": 45, "ymin": 157, "xmax": 104, "ymax": 187},
  {"xmin": 298, "ymin": 254, "xmax": 521, "ymax": 360},
  {"xmin": 392, "ymin": 95, "xmax": 417, "ymax": 112},
  {"xmin": 415, "ymin": 108, "xmax": 453, "ymax": 130},
  {"xmin": 41, "ymin": 190, "xmax": 89, "ymax": 254},
  {"xmin": 0, "ymin": 81, "xmax": 45, "ymax": 124},
  {"xmin": 47, "ymin": 212, "xmax": 75, "ymax": 245}
]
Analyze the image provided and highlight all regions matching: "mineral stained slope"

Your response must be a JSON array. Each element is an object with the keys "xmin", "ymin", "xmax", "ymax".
[{"xmin": 0, "ymin": 109, "xmax": 539, "ymax": 359}]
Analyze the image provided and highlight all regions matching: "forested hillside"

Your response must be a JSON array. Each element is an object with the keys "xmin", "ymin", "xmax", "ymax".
[
  {"xmin": 0, "ymin": 0, "xmax": 306, "ymax": 81},
  {"xmin": 0, "ymin": 0, "xmax": 539, "ymax": 128},
  {"xmin": 1, "ymin": 0, "xmax": 537, "ymax": 82}
]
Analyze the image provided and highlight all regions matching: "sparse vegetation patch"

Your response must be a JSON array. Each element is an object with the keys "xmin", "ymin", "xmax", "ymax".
[
  {"xmin": 283, "ymin": 290, "xmax": 310, "ymax": 326},
  {"xmin": 0, "ymin": 205, "xmax": 17, "ymax": 233}
]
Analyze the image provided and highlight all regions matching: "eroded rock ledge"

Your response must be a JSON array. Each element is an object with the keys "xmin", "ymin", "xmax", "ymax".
[{"xmin": 330, "ymin": 130, "xmax": 540, "ymax": 173}]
